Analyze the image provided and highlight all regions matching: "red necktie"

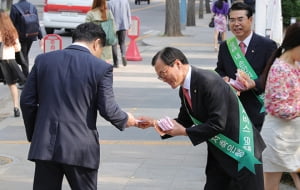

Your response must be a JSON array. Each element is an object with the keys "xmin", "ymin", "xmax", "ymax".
[
  {"xmin": 239, "ymin": 42, "xmax": 246, "ymax": 55},
  {"xmin": 182, "ymin": 88, "xmax": 192, "ymax": 108}
]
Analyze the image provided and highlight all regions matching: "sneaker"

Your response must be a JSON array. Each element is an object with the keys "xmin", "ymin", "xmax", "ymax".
[
  {"xmin": 122, "ymin": 57, "xmax": 127, "ymax": 66},
  {"xmin": 14, "ymin": 107, "xmax": 20, "ymax": 117}
]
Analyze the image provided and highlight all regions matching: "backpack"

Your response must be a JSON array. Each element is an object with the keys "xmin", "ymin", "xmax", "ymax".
[{"xmin": 14, "ymin": 4, "xmax": 39, "ymax": 38}]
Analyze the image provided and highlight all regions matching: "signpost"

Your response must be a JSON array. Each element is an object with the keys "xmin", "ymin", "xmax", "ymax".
[
  {"xmin": 43, "ymin": 34, "xmax": 63, "ymax": 53},
  {"xmin": 125, "ymin": 16, "xmax": 142, "ymax": 61}
]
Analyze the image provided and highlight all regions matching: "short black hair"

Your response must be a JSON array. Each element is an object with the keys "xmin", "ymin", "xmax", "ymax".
[
  {"xmin": 151, "ymin": 47, "xmax": 189, "ymax": 66},
  {"xmin": 229, "ymin": 2, "xmax": 253, "ymax": 18},
  {"xmin": 72, "ymin": 22, "xmax": 106, "ymax": 47}
]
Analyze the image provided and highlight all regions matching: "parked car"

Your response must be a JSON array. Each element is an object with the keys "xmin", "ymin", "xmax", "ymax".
[
  {"xmin": 135, "ymin": 0, "xmax": 150, "ymax": 5},
  {"xmin": 43, "ymin": 0, "xmax": 92, "ymax": 34}
]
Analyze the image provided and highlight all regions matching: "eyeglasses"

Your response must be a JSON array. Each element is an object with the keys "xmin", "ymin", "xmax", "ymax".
[
  {"xmin": 157, "ymin": 66, "xmax": 170, "ymax": 80},
  {"xmin": 229, "ymin": 16, "xmax": 247, "ymax": 24}
]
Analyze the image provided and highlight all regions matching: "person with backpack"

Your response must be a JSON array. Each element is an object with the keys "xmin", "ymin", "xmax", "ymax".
[{"xmin": 10, "ymin": 0, "xmax": 43, "ymax": 80}]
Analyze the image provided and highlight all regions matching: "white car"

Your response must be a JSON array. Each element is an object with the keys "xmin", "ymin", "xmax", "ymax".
[{"xmin": 43, "ymin": 0, "xmax": 92, "ymax": 34}]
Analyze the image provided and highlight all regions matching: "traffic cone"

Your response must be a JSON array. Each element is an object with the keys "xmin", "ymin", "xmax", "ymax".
[{"xmin": 125, "ymin": 37, "xmax": 142, "ymax": 61}]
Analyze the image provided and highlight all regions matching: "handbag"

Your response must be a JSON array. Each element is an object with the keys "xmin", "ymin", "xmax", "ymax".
[
  {"xmin": 209, "ymin": 17, "xmax": 215, "ymax": 28},
  {"xmin": 99, "ymin": 13, "xmax": 117, "ymax": 46}
]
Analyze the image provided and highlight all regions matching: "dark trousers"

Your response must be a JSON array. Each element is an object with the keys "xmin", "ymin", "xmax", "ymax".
[
  {"xmin": 204, "ymin": 152, "xmax": 264, "ymax": 190},
  {"xmin": 33, "ymin": 160, "xmax": 98, "ymax": 190},
  {"xmin": 19, "ymin": 39, "xmax": 33, "ymax": 77},
  {"xmin": 112, "ymin": 30, "xmax": 127, "ymax": 66}
]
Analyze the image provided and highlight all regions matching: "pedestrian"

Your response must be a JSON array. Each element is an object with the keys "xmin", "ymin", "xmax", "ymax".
[
  {"xmin": 108, "ymin": 0, "xmax": 131, "ymax": 68},
  {"xmin": 212, "ymin": 0, "xmax": 229, "ymax": 51},
  {"xmin": 259, "ymin": 22, "xmax": 300, "ymax": 190},
  {"xmin": 138, "ymin": 47, "xmax": 266, "ymax": 190},
  {"xmin": 10, "ymin": 0, "xmax": 43, "ymax": 79},
  {"xmin": 20, "ymin": 22, "xmax": 139, "ymax": 190},
  {"xmin": 86, "ymin": 0, "xmax": 115, "ymax": 64},
  {"xmin": 0, "ymin": 9, "xmax": 26, "ymax": 117},
  {"xmin": 214, "ymin": 2, "xmax": 277, "ymax": 131}
]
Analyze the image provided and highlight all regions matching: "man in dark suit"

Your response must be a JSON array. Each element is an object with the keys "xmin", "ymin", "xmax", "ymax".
[
  {"xmin": 10, "ymin": 0, "xmax": 43, "ymax": 78},
  {"xmin": 20, "ymin": 22, "xmax": 137, "ymax": 190},
  {"xmin": 139, "ymin": 47, "xmax": 266, "ymax": 190},
  {"xmin": 215, "ymin": 2, "xmax": 277, "ymax": 131}
]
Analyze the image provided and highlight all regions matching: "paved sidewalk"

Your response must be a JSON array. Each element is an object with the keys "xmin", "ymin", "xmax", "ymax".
[{"xmin": 0, "ymin": 10, "xmax": 295, "ymax": 190}]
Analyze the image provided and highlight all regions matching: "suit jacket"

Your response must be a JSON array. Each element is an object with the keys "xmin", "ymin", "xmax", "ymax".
[
  {"xmin": 177, "ymin": 67, "xmax": 265, "ymax": 177},
  {"xmin": 10, "ymin": 0, "xmax": 43, "ymax": 41},
  {"xmin": 20, "ymin": 45, "xmax": 128, "ymax": 169},
  {"xmin": 215, "ymin": 33, "xmax": 277, "ymax": 129}
]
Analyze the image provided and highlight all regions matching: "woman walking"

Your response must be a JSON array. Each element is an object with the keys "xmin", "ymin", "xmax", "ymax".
[
  {"xmin": 260, "ymin": 22, "xmax": 300, "ymax": 190},
  {"xmin": 86, "ymin": 0, "xmax": 116, "ymax": 64},
  {"xmin": 212, "ymin": 0, "xmax": 229, "ymax": 51},
  {"xmin": 0, "ymin": 9, "xmax": 26, "ymax": 117}
]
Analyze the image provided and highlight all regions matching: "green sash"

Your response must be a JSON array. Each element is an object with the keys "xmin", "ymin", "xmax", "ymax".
[
  {"xmin": 226, "ymin": 37, "xmax": 265, "ymax": 112},
  {"xmin": 183, "ymin": 94, "xmax": 261, "ymax": 174}
]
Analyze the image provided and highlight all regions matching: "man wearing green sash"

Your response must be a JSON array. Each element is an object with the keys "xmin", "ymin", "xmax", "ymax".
[
  {"xmin": 215, "ymin": 2, "xmax": 277, "ymax": 131},
  {"xmin": 138, "ymin": 47, "xmax": 266, "ymax": 190}
]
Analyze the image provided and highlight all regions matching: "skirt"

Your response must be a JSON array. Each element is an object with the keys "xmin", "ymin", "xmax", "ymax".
[
  {"xmin": 261, "ymin": 114, "xmax": 300, "ymax": 172},
  {"xmin": 0, "ymin": 59, "xmax": 26, "ymax": 85},
  {"xmin": 214, "ymin": 14, "xmax": 227, "ymax": 33}
]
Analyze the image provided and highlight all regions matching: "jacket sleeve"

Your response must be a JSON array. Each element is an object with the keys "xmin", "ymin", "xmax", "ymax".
[{"xmin": 97, "ymin": 65, "xmax": 128, "ymax": 131}]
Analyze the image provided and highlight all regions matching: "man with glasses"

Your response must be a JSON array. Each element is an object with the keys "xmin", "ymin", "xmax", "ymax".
[
  {"xmin": 215, "ymin": 2, "xmax": 277, "ymax": 132},
  {"xmin": 138, "ymin": 47, "xmax": 266, "ymax": 190}
]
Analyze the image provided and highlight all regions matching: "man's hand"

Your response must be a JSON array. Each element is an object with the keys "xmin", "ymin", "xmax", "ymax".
[
  {"xmin": 236, "ymin": 70, "xmax": 256, "ymax": 91},
  {"xmin": 155, "ymin": 118, "xmax": 187, "ymax": 137},
  {"xmin": 135, "ymin": 116, "xmax": 155, "ymax": 129},
  {"xmin": 126, "ymin": 112, "xmax": 137, "ymax": 127},
  {"xmin": 39, "ymin": 38, "xmax": 44, "ymax": 51},
  {"xmin": 223, "ymin": 76, "xmax": 230, "ymax": 83}
]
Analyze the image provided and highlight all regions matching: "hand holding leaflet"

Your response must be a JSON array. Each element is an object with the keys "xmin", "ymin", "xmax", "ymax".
[{"xmin": 157, "ymin": 117, "xmax": 174, "ymax": 131}]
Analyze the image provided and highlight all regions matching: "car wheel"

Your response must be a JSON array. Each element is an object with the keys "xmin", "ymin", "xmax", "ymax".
[{"xmin": 45, "ymin": 27, "xmax": 54, "ymax": 34}]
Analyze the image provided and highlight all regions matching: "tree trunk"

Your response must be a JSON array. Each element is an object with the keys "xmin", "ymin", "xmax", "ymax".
[
  {"xmin": 187, "ymin": 0, "xmax": 195, "ymax": 26},
  {"xmin": 165, "ymin": 0, "xmax": 182, "ymax": 36},
  {"xmin": 205, "ymin": 0, "xmax": 211, "ymax": 13},
  {"xmin": 7, "ymin": 0, "xmax": 13, "ymax": 10},
  {"xmin": 198, "ymin": 0, "xmax": 204, "ymax": 19}
]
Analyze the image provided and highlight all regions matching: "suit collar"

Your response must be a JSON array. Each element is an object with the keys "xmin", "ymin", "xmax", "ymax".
[
  {"xmin": 245, "ymin": 32, "xmax": 259, "ymax": 57},
  {"xmin": 189, "ymin": 66, "xmax": 199, "ymax": 97}
]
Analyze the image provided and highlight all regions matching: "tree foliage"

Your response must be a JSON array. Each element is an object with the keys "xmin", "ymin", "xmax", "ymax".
[{"xmin": 282, "ymin": 0, "xmax": 300, "ymax": 26}]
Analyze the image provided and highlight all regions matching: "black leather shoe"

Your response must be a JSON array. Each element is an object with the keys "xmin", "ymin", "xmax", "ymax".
[
  {"xmin": 14, "ymin": 107, "xmax": 20, "ymax": 117},
  {"xmin": 113, "ymin": 64, "xmax": 119, "ymax": 68}
]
